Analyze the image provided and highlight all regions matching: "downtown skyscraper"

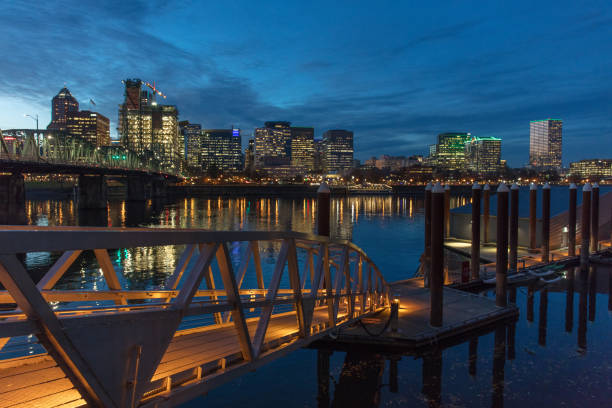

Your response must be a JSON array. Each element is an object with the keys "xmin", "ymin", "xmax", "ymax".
[
  {"xmin": 254, "ymin": 121, "xmax": 292, "ymax": 168},
  {"xmin": 322, "ymin": 130, "xmax": 353, "ymax": 174},
  {"xmin": 529, "ymin": 119, "xmax": 562, "ymax": 170},
  {"xmin": 118, "ymin": 79, "xmax": 180, "ymax": 171},
  {"xmin": 47, "ymin": 87, "xmax": 79, "ymax": 132}
]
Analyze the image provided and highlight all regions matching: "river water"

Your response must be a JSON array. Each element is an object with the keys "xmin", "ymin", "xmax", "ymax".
[{"xmin": 14, "ymin": 194, "xmax": 612, "ymax": 407}]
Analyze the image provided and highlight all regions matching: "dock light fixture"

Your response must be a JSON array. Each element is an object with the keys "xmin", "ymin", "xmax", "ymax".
[{"xmin": 391, "ymin": 295, "xmax": 400, "ymax": 333}]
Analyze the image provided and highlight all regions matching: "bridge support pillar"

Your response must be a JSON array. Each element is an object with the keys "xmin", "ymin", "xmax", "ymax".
[
  {"xmin": 127, "ymin": 175, "xmax": 152, "ymax": 201},
  {"xmin": 78, "ymin": 175, "xmax": 107, "ymax": 210},
  {"xmin": 0, "ymin": 173, "xmax": 26, "ymax": 224},
  {"xmin": 151, "ymin": 177, "xmax": 167, "ymax": 198}
]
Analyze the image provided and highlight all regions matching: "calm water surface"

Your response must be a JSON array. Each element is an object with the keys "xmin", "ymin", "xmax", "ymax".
[{"xmin": 17, "ymin": 194, "xmax": 612, "ymax": 407}]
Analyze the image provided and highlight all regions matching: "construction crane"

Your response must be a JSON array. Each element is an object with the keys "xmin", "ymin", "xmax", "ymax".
[{"xmin": 145, "ymin": 81, "xmax": 167, "ymax": 100}]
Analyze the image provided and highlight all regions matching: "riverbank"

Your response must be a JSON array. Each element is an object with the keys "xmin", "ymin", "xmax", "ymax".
[{"xmin": 170, "ymin": 184, "xmax": 474, "ymax": 198}]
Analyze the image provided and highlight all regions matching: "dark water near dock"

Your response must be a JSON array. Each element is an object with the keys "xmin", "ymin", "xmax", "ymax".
[{"xmin": 15, "ymin": 193, "xmax": 612, "ymax": 407}]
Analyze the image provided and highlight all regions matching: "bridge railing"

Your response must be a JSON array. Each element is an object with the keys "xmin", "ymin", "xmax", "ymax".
[{"xmin": 0, "ymin": 227, "xmax": 389, "ymax": 407}]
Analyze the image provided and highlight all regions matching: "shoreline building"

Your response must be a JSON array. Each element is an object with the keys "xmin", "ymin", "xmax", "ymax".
[
  {"xmin": 201, "ymin": 129, "xmax": 243, "ymax": 173},
  {"xmin": 465, "ymin": 135, "xmax": 501, "ymax": 175},
  {"xmin": 569, "ymin": 159, "xmax": 612, "ymax": 179},
  {"xmin": 290, "ymin": 126, "xmax": 315, "ymax": 173},
  {"xmin": 118, "ymin": 79, "xmax": 180, "ymax": 171},
  {"xmin": 180, "ymin": 121, "xmax": 202, "ymax": 169},
  {"xmin": 322, "ymin": 129, "xmax": 353, "ymax": 174},
  {"xmin": 254, "ymin": 121, "xmax": 292, "ymax": 169},
  {"xmin": 529, "ymin": 119, "xmax": 562, "ymax": 171},
  {"xmin": 65, "ymin": 111, "xmax": 110, "ymax": 147},
  {"xmin": 46, "ymin": 87, "xmax": 110, "ymax": 147},
  {"xmin": 47, "ymin": 87, "xmax": 79, "ymax": 132},
  {"xmin": 431, "ymin": 132, "xmax": 471, "ymax": 171}
]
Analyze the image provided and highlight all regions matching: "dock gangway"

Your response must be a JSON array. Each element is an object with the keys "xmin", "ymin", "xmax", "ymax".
[{"xmin": 0, "ymin": 226, "xmax": 389, "ymax": 407}]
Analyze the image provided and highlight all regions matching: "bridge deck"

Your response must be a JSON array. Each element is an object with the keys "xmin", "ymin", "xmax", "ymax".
[{"xmin": 0, "ymin": 305, "xmax": 347, "ymax": 408}]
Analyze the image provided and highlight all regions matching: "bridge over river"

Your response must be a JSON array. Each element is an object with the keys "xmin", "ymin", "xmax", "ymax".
[{"xmin": 0, "ymin": 130, "xmax": 180, "ymax": 221}]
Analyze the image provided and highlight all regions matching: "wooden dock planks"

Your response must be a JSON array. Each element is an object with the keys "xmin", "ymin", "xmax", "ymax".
[{"xmin": 0, "ymin": 305, "xmax": 346, "ymax": 407}]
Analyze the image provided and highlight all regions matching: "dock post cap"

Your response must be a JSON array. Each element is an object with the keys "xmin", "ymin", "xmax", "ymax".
[
  {"xmin": 432, "ymin": 182, "xmax": 444, "ymax": 193},
  {"xmin": 569, "ymin": 183, "xmax": 577, "ymax": 189},
  {"xmin": 497, "ymin": 182, "xmax": 509, "ymax": 193},
  {"xmin": 425, "ymin": 182, "xmax": 432, "ymax": 191},
  {"xmin": 472, "ymin": 182, "xmax": 481, "ymax": 189},
  {"xmin": 444, "ymin": 184, "xmax": 451, "ymax": 190},
  {"xmin": 593, "ymin": 182, "xmax": 599, "ymax": 188},
  {"xmin": 543, "ymin": 183, "xmax": 551, "ymax": 189},
  {"xmin": 511, "ymin": 183, "xmax": 519, "ymax": 190},
  {"xmin": 483, "ymin": 184, "xmax": 490, "ymax": 190},
  {"xmin": 583, "ymin": 183, "xmax": 592, "ymax": 192},
  {"xmin": 317, "ymin": 182, "xmax": 330, "ymax": 194},
  {"xmin": 530, "ymin": 183, "xmax": 538, "ymax": 190}
]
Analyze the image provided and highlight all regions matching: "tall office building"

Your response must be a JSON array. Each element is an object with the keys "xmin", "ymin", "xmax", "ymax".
[
  {"xmin": 529, "ymin": 119, "xmax": 562, "ymax": 170},
  {"xmin": 322, "ymin": 130, "xmax": 354, "ymax": 174},
  {"xmin": 244, "ymin": 138, "xmax": 255, "ymax": 174},
  {"xmin": 201, "ymin": 129, "xmax": 243, "ymax": 172},
  {"xmin": 65, "ymin": 111, "xmax": 111, "ymax": 147},
  {"xmin": 180, "ymin": 121, "xmax": 202, "ymax": 168},
  {"xmin": 433, "ymin": 132, "xmax": 471, "ymax": 171},
  {"xmin": 118, "ymin": 79, "xmax": 180, "ymax": 171},
  {"xmin": 47, "ymin": 87, "xmax": 79, "ymax": 131},
  {"xmin": 465, "ymin": 136, "xmax": 501, "ymax": 175},
  {"xmin": 290, "ymin": 127, "xmax": 314, "ymax": 172},
  {"xmin": 254, "ymin": 121, "xmax": 292, "ymax": 168}
]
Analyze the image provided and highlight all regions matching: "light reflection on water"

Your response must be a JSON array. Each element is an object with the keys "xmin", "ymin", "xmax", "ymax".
[{"xmin": 22, "ymin": 195, "xmax": 469, "ymax": 291}]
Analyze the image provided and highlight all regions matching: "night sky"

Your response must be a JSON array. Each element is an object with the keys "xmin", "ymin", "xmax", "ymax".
[{"xmin": 1, "ymin": 1, "xmax": 610, "ymax": 166}]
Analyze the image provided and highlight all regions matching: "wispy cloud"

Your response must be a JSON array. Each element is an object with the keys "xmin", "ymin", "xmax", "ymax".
[{"xmin": 0, "ymin": 1, "xmax": 610, "ymax": 165}]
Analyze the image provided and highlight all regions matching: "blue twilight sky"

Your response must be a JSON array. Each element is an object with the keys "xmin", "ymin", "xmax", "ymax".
[{"xmin": 0, "ymin": 0, "xmax": 611, "ymax": 167}]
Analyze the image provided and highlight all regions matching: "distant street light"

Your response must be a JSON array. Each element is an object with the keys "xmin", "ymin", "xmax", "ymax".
[{"xmin": 24, "ymin": 114, "xmax": 39, "ymax": 131}]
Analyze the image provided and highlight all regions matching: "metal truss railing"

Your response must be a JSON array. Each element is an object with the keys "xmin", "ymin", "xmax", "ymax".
[{"xmin": 0, "ymin": 227, "xmax": 389, "ymax": 407}]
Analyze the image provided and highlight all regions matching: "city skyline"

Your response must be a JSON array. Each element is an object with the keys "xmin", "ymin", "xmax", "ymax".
[{"xmin": 1, "ymin": 1, "xmax": 611, "ymax": 167}]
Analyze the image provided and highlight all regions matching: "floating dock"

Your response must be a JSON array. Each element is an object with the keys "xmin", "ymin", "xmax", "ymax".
[{"xmin": 316, "ymin": 278, "xmax": 517, "ymax": 352}]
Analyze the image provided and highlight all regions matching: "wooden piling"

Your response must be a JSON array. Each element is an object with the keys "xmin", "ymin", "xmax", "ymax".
[
  {"xmin": 468, "ymin": 338, "xmax": 478, "ymax": 376},
  {"xmin": 565, "ymin": 267, "xmax": 575, "ymax": 332},
  {"xmin": 495, "ymin": 183, "xmax": 509, "ymax": 307},
  {"xmin": 424, "ymin": 183, "xmax": 432, "ymax": 286},
  {"xmin": 483, "ymin": 184, "xmax": 490, "ymax": 244},
  {"xmin": 529, "ymin": 183, "xmax": 538, "ymax": 253},
  {"xmin": 542, "ymin": 183, "xmax": 551, "ymax": 263},
  {"xmin": 444, "ymin": 184, "xmax": 451, "ymax": 238},
  {"xmin": 471, "ymin": 183, "xmax": 481, "ymax": 280},
  {"xmin": 430, "ymin": 183, "xmax": 445, "ymax": 327},
  {"xmin": 389, "ymin": 357, "xmax": 399, "ymax": 393},
  {"xmin": 317, "ymin": 183, "xmax": 330, "ymax": 237},
  {"xmin": 317, "ymin": 349, "xmax": 331, "ymax": 408},
  {"xmin": 580, "ymin": 183, "xmax": 591, "ymax": 270},
  {"xmin": 538, "ymin": 289, "xmax": 548, "ymax": 346},
  {"xmin": 568, "ymin": 184, "xmax": 577, "ymax": 257},
  {"xmin": 592, "ymin": 183, "xmax": 599, "ymax": 252},
  {"xmin": 509, "ymin": 183, "xmax": 519, "ymax": 272}
]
